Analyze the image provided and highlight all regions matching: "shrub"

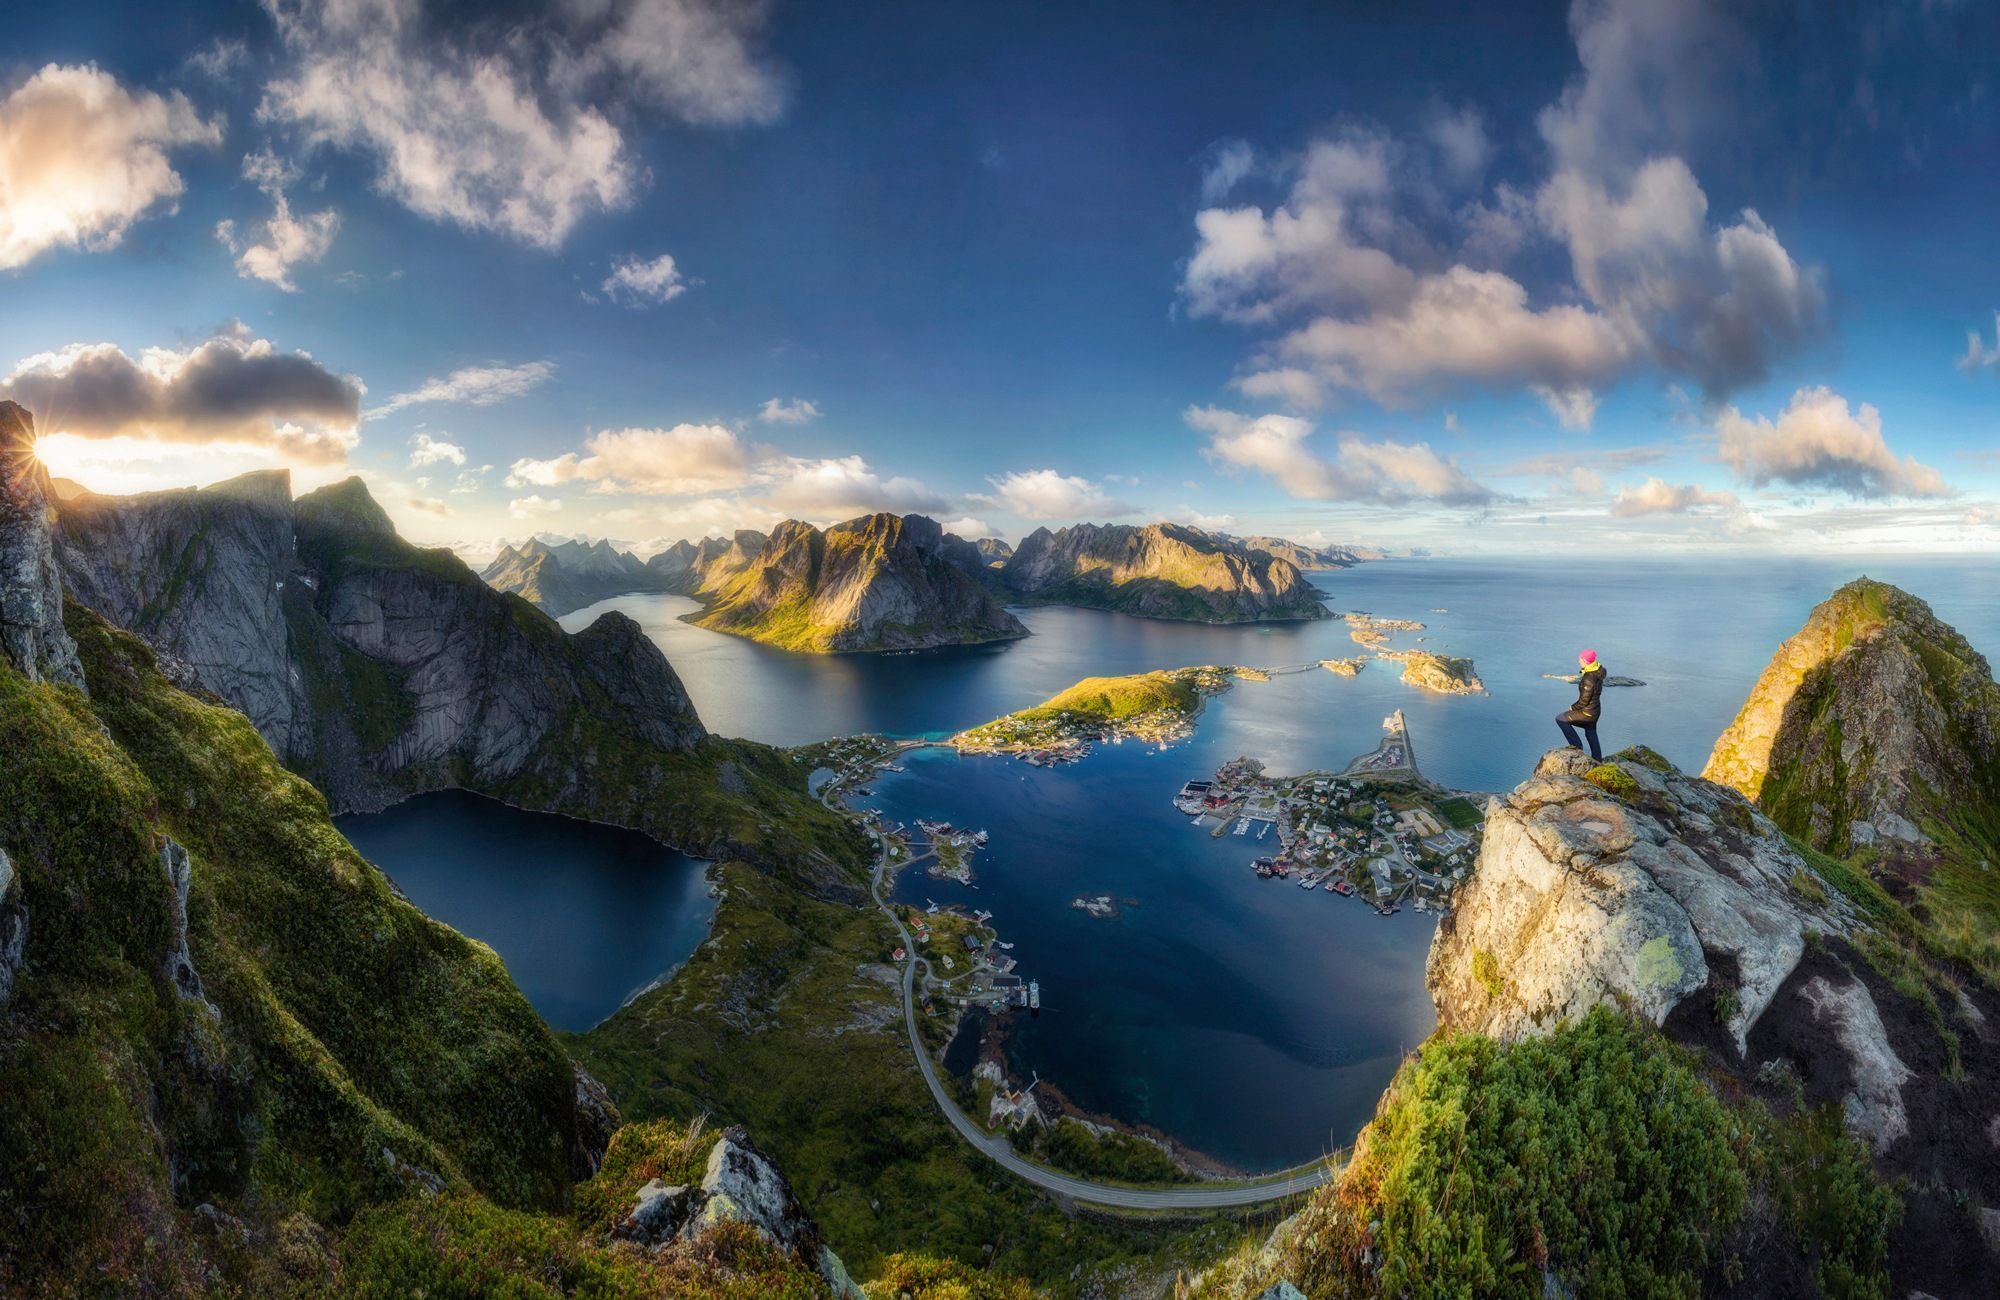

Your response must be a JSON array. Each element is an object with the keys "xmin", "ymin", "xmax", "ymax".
[
  {"xmin": 1583, "ymin": 764, "xmax": 1638, "ymax": 797},
  {"xmin": 1329, "ymin": 1009, "xmax": 1746, "ymax": 1299}
]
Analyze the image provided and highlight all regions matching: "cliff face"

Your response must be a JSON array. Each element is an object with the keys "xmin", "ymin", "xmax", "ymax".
[
  {"xmin": 0, "ymin": 402, "xmax": 83, "ymax": 688},
  {"xmin": 999, "ymin": 522, "xmax": 1329, "ymax": 623},
  {"xmin": 52, "ymin": 473, "xmax": 705, "ymax": 815},
  {"xmin": 690, "ymin": 513, "xmax": 1027, "ymax": 653},
  {"xmin": 1430, "ymin": 747, "xmax": 1858, "ymax": 1056},
  {"xmin": 1704, "ymin": 578, "xmax": 2000, "ymax": 855}
]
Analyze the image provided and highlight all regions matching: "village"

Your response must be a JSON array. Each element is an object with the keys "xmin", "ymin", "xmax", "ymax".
[{"xmin": 1175, "ymin": 711, "xmax": 1486, "ymax": 916}]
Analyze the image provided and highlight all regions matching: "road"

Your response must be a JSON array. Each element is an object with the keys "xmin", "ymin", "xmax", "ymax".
[{"xmin": 840, "ymin": 784, "xmax": 1340, "ymax": 1211}]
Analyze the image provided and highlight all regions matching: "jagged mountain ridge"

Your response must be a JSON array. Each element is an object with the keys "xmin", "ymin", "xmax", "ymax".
[
  {"xmin": 479, "ymin": 535, "xmax": 662, "ymax": 617},
  {"xmin": 998, "ymin": 521, "xmax": 1330, "ymax": 623},
  {"xmin": 689, "ymin": 512, "xmax": 1027, "ymax": 652},
  {"xmin": 1229, "ymin": 534, "xmax": 1379, "ymax": 570}
]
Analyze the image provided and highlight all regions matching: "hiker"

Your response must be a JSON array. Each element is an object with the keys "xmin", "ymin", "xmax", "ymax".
[{"xmin": 1557, "ymin": 649, "xmax": 1605, "ymax": 760}]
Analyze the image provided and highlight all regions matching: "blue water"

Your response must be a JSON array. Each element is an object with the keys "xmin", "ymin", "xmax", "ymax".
[
  {"xmin": 334, "ymin": 789, "xmax": 717, "ymax": 1032},
  {"xmin": 528, "ymin": 556, "xmax": 2000, "ymax": 1168}
]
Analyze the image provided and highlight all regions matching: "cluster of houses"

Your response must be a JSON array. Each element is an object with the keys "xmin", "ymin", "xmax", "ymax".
[{"xmin": 901, "ymin": 904, "xmax": 1037, "ymax": 1012}]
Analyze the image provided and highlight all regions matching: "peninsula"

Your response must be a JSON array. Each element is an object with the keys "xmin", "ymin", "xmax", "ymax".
[{"xmin": 952, "ymin": 666, "xmax": 1236, "ymax": 761}]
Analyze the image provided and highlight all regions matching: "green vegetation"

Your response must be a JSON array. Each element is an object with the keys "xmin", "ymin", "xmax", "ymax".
[
  {"xmin": 1028, "ymin": 1119, "xmax": 1192, "ymax": 1186},
  {"xmin": 1746, "ymin": 1105, "xmax": 1902, "ymax": 1300},
  {"xmin": 572, "ymin": 862, "xmax": 1186, "ymax": 1284},
  {"xmin": 1189, "ymin": 1011, "xmax": 1749, "ymax": 1300},
  {"xmin": 0, "ymin": 605, "xmax": 577, "ymax": 1292},
  {"xmin": 1583, "ymin": 763, "xmax": 1639, "ymax": 797},
  {"xmin": 1025, "ymin": 670, "xmax": 1201, "ymax": 722},
  {"xmin": 955, "ymin": 667, "xmax": 1230, "ymax": 752},
  {"xmin": 864, "ymin": 1253, "xmax": 1039, "ymax": 1300},
  {"xmin": 1435, "ymin": 796, "xmax": 1484, "ymax": 829},
  {"xmin": 1471, "ymin": 950, "xmax": 1505, "ymax": 999},
  {"xmin": 1612, "ymin": 744, "xmax": 1676, "ymax": 773}
]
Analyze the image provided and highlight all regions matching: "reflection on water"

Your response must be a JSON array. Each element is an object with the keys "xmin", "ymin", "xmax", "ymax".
[{"xmin": 336, "ymin": 789, "xmax": 716, "ymax": 1032}]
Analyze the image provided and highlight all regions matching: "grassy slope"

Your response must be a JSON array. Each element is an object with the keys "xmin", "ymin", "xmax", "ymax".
[
  {"xmin": 571, "ymin": 864, "xmax": 1191, "ymax": 1287},
  {"xmin": 1017, "ymin": 671, "xmax": 1200, "ymax": 723},
  {"xmin": 0, "ymin": 606, "xmax": 578, "ymax": 1292}
]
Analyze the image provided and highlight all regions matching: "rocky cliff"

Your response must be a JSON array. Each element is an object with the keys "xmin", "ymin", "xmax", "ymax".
[
  {"xmin": 1704, "ymin": 577, "xmax": 2000, "ymax": 856},
  {"xmin": 999, "ymin": 522, "xmax": 1329, "ymax": 623},
  {"xmin": 28, "ymin": 426, "xmax": 859, "ymax": 888},
  {"xmin": 0, "ymin": 403, "xmax": 83, "ymax": 688},
  {"xmin": 689, "ymin": 513, "xmax": 1027, "ymax": 652}
]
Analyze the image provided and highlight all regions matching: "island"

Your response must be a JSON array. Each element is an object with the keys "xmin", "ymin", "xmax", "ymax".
[
  {"xmin": 1380, "ymin": 649, "xmax": 1487, "ymax": 695},
  {"xmin": 686, "ymin": 512, "xmax": 1028, "ymax": 652},
  {"xmin": 950, "ymin": 666, "xmax": 1237, "ymax": 762}
]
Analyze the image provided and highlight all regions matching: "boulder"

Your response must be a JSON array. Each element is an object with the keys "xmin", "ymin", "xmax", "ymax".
[{"xmin": 0, "ymin": 846, "xmax": 24, "ymax": 1008}]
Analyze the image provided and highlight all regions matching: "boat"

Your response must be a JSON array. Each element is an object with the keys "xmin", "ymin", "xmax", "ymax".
[
  {"xmin": 1028, "ymin": 981, "xmax": 1040, "ymax": 1010},
  {"xmin": 1233, "ymin": 819, "xmax": 1249, "ymax": 835}
]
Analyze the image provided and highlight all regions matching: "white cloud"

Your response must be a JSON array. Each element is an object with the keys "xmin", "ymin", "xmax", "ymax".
[
  {"xmin": 757, "ymin": 455, "xmax": 950, "ymax": 520},
  {"xmin": 367, "ymin": 361, "xmax": 553, "ymax": 419},
  {"xmin": 1170, "ymin": 506, "xmax": 1239, "ymax": 531},
  {"xmin": 758, "ymin": 397, "xmax": 820, "ymax": 424},
  {"xmin": 408, "ymin": 432, "xmax": 465, "ymax": 467},
  {"xmin": 1716, "ymin": 386, "xmax": 1950, "ymax": 499},
  {"xmin": 0, "ymin": 328, "xmax": 363, "ymax": 463},
  {"xmin": 976, "ymin": 470, "xmax": 1136, "ymax": 521},
  {"xmin": 0, "ymin": 64, "xmax": 223, "ymax": 270},
  {"xmin": 1610, "ymin": 477, "xmax": 1739, "ymax": 517},
  {"xmin": 1199, "ymin": 139, "xmax": 1255, "ymax": 204},
  {"xmin": 508, "ymin": 423, "xmax": 755, "ymax": 495},
  {"xmin": 1958, "ymin": 313, "xmax": 2000, "ymax": 375},
  {"xmin": 1188, "ymin": 406, "xmax": 1494, "ymax": 506},
  {"xmin": 448, "ymin": 466, "xmax": 491, "ymax": 494},
  {"xmin": 602, "ymin": 252, "xmax": 688, "ymax": 305},
  {"xmin": 940, "ymin": 516, "xmax": 993, "ymax": 539},
  {"xmin": 1179, "ymin": 0, "xmax": 1826, "ymax": 423},
  {"xmin": 215, "ymin": 149, "xmax": 339, "ymax": 290},
  {"xmin": 406, "ymin": 494, "xmax": 450, "ymax": 516},
  {"xmin": 509, "ymin": 494, "xmax": 564, "ymax": 518},
  {"xmin": 258, "ymin": 0, "xmax": 782, "ymax": 249}
]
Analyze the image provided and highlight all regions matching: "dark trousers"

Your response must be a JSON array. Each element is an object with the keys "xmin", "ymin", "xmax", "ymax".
[{"xmin": 1557, "ymin": 713, "xmax": 1602, "ymax": 761}]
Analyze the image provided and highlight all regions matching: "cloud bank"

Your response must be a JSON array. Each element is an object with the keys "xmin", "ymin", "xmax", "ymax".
[
  {"xmin": 1188, "ymin": 406, "xmax": 1494, "ymax": 506},
  {"xmin": 0, "ymin": 329, "xmax": 364, "ymax": 462},
  {"xmin": 1716, "ymin": 386, "xmax": 1948, "ymax": 499}
]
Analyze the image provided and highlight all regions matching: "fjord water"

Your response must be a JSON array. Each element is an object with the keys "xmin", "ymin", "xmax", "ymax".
[
  {"xmin": 498, "ymin": 555, "xmax": 2000, "ymax": 1169},
  {"xmin": 335, "ymin": 789, "xmax": 715, "ymax": 1032}
]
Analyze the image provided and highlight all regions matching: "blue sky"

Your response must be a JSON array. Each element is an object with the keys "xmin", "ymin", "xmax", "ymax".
[{"xmin": 3, "ymin": 0, "xmax": 1998, "ymax": 557}]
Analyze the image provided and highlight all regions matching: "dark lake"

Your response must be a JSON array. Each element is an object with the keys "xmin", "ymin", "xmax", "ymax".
[
  {"xmin": 334, "ymin": 789, "xmax": 716, "ymax": 1032},
  {"xmin": 524, "ymin": 556, "xmax": 1996, "ymax": 1166}
]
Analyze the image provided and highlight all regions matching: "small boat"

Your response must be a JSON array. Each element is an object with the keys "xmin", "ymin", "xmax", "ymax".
[{"xmin": 1028, "ymin": 981, "xmax": 1040, "ymax": 1010}]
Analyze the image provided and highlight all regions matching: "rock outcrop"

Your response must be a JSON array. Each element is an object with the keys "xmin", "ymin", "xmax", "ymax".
[
  {"xmin": 480, "ymin": 537, "xmax": 665, "ymax": 617},
  {"xmin": 0, "ymin": 402, "xmax": 83, "ymax": 688},
  {"xmin": 689, "ymin": 513, "xmax": 1028, "ymax": 652},
  {"xmin": 617, "ymin": 1126, "xmax": 863, "ymax": 1298},
  {"xmin": 1382, "ymin": 650, "xmax": 1484, "ymax": 695},
  {"xmin": 999, "ymin": 522, "xmax": 1329, "ymax": 623},
  {"xmin": 1704, "ymin": 577, "xmax": 2000, "ymax": 854},
  {"xmin": 1430, "ymin": 747, "xmax": 1857, "ymax": 1053},
  {"xmin": 0, "ymin": 846, "xmax": 23, "ymax": 1009}
]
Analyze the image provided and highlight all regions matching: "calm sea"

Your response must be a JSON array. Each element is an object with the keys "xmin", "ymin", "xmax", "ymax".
[{"xmin": 355, "ymin": 556, "xmax": 1998, "ymax": 1167}]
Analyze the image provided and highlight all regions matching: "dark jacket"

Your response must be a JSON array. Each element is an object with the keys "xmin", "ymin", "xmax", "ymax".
[{"xmin": 1563, "ymin": 665, "xmax": 1605, "ymax": 723}]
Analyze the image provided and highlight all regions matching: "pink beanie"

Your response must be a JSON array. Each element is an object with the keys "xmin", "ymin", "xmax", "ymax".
[{"xmin": 1579, "ymin": 649, "xmax": 1598, "ymax": 664}]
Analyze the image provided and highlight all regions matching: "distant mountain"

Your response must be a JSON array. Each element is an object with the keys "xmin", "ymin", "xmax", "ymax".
[
  {"xmin": 689, "ymin": 513, "xmax": 1027, "ymax": 652},
  {"xmin": 646, "ymin": 530, "xmax": 771, "ymax": 598},
  {"xmin": 974, "ymin": 537, "xmax": 1014, "ymax": 564},
  {"xmin": 998, "ymin": 522, "xmax": 1329, "ymax": 623},
  {"xmin": 480, "ymin": 536, "xmax": 662, "ymax": 616},
  {"xmin": 1230, "ymin": 534, "xmax": 1383, "ymax": 569}
]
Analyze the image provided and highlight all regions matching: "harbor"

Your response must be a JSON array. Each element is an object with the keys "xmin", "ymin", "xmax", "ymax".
[{"xmin": 1175, "ymin": 711, "xmax": 1485, "ymax": 916}]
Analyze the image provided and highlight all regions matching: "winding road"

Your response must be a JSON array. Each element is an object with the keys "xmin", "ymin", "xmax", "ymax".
[{"xmin": 844, "ymin": 784, "xmax": 1340, "ymax": 1211}]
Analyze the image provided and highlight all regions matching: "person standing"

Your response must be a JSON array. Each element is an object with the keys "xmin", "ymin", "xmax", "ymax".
[{"xmin": 1557, "ymin": 650, "xmax": 1606, "ymax": 760}]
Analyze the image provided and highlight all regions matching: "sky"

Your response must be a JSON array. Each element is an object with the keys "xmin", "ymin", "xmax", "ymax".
[{"xmin": 4, "ymin": 0, "xmax": 1999, "ymax": 559}]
